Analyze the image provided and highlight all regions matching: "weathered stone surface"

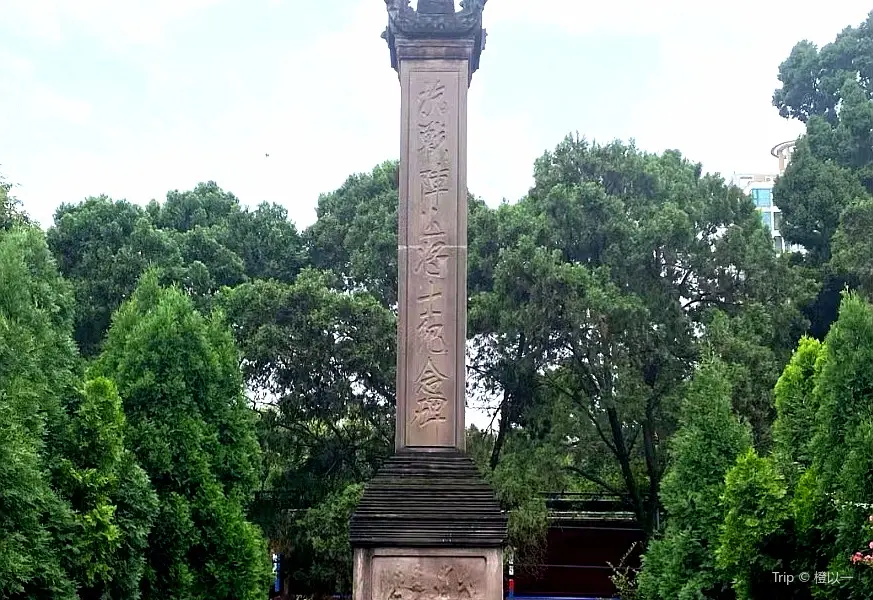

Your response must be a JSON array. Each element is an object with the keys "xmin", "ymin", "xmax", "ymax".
[
  {"xmin": 350, "ymin": 450, "xmax": 506, "ymax": 547},
  {"xmin": 417, "ymin": 0, "xmax": 455, "ymax": 14},
  {"xmin": 397, "ymin": 58, "xmax": 469, "ymax": 451},
  {"xmin": 354, "ymin": 548, "xmax": 503, "ymax": 600}
]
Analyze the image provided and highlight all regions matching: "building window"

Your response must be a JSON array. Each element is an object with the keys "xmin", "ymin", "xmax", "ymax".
[
  {"xmin": 773, "ymin": 211, "xmax": 783, "ymax": 232},
  {"xmin": 752, "ymin": 188, "xmax": 772, "ymax": 208},
  {"xmin": 761, "ymin": 212, "xmax": 772, "ymax": 230},
  {"xmin": 774, "ymin": 236, "xmax": 784, "ymax": 252}
]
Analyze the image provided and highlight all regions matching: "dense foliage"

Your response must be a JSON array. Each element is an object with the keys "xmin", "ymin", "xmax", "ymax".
[
  {"xmin": 1, "ymin": 221, "xmax": 269, "ymax": 598},
  {"xmin": 0, "ymin": 226, "xmax": 80, "ymax": 599},
  {"xmin": 633, "ymin": 12, "xmax": 873, "ymax": 599},
  {"xmin": 91, "ymin": 273, "xmax": 271, "ymax": 599},
  {"xmin": 636, "ymin": 359, "xmax": 751, "ymax": 599},
  {"xmin": 0, "ymin": 226, "xmax": 159, "ymax": 599},
  {"xmin": 46, "ymin": 184, "xmax": 304, "ymax": 356},
  {"xmin": 773, "ymin": 10, "xmax": 873, "ymax": 337},
  {"xmin": 640, "ymin": 294, "xmax": 873, "ymax": 600}
]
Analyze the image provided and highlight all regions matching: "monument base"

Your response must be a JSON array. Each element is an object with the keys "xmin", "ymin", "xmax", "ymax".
[
  {"xmin": 350, "ymin": 450, "xmax": 507, "ymax": 600},
  {"xmin": 353, "ymin": 548, "xmax": 503, "ymax": 600}
]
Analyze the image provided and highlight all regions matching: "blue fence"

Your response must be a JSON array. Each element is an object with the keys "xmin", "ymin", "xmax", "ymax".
[{"xmin": 512, "ymin": 596, "xmax": 618, "ymax": 600}]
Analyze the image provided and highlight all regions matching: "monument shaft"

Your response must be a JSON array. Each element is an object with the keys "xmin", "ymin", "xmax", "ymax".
[
  {"xmin": 397, "ymin": 55, "xmax": 469, "ymax": 451},
  {"xmin": 350, "ymin": 5, "xmax": 505, "ymax": 600}
]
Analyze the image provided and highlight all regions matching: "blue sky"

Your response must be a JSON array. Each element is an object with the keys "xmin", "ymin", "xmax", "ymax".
[{"xmin": 1, "ymin": 0, "xmax": 871, "ymax": 230}]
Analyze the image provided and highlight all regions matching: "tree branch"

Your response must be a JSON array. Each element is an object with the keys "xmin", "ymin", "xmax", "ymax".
[
  {"xmin": 564, "ymin": 465, "xmax": 626, "ymax": 498},
  {"xmin": 542, "ymin": 375, "xmax": 617, "ymax": 454}
]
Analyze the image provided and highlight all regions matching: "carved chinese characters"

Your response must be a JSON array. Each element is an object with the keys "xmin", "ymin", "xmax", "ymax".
[
  {"xmin": 417, "ymin": 283, "xmax": 448, "ymax": 356},
  {"xmin": 376, "ymin": 557, "xmax": 484, "ymax": 600},
  {"xmin": 412, "ymin": 78, "xmax": 452, "ymax": 431},
  {"xmin": 400, "ymin": 70, "xmax": 462, "ymax": 447},
  {"xmin": 413, "ymin": 358, "xmax": 449, "ymax": 426}
]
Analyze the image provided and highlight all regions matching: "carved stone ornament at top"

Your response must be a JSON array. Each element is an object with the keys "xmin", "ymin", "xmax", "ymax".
[
  {"xmin": 384, "ymin": 0, "xmax": 486, "ymax": 37},
  {"xmin": 417, "ymin": 0, "xmax": 454, "ymax": 14}
]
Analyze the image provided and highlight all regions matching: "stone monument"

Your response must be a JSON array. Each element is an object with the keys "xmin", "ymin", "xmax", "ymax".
[{"xmin": 349, "ymin": 1, "xmax": 506, "ymax": 600}]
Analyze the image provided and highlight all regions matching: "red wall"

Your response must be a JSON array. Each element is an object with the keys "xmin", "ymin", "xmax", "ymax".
[{"xmin": 510, "ymin": 521, "xmax": 644, "ymax": 599}]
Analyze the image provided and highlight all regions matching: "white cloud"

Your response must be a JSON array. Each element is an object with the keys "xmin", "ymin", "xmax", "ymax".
[
  {"xmin": 487, "ymin": 0, "xmax": 702, "ymax": 36},
  {"xmin": 488, "ymin": 0, "xmax": 869, "ymax": 42},
  {"xmin": 0, "ymin": 51, "xmax": 33, "ymax": 77},
  {"xmin": 0, "ymin": 0, "xmax": 226, "ymax": 48},
  {"xmin": 2, "ymin": 0, "xmax": 872, "ymax": 230},
  {"xmin": 175, "ymin": 2, "xmax": 400, "ymax": 225}
]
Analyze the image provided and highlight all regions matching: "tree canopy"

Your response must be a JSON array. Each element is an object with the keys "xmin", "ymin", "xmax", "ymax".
[
  {"xmin": 0, "ymin": 225, "xmax": 79, "ymax": 599},
  {"xmin": 773, "ymin": 10, "xmax": 873, "ymax": 334},
  {"xmin": 469, "ymin": 136, "xmax": 810, "ymax": 534},
  {"xmin": 0, "ymin": 225, "xmax": 157, "ymax": 599},
  {"xmin": 91, "ymin": 273, "xmax": 270, "ymax": 600},
  {"xmin": 46, "ymin": 183, "xmax": 305, "ymax": 356}
]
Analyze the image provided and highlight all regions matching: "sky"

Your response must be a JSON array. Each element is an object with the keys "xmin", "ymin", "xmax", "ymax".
[{"xmin": 2, "ymin": 0, "xmax": 872, "ymax": 231}]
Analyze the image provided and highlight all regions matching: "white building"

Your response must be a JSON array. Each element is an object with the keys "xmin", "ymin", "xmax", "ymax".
[
  {"xmin": 731, "ymin": 140, "xmax": 800, "ymax": 253},
  {"xmin": 771, "ymin": 140, "xmax": 796, "ymax": 174}
]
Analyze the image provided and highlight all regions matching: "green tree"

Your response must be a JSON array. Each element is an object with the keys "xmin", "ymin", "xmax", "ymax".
[
  {"xmin": 173, "ymin": 225, "xmax": 247, "ymax": 298},
  {"xmin": 290, "ymin": 483, "xmax": 364, "ymax": 596},
  {"xmin": 0, "ymin": 172, "xmax": 30, "ymax": 230},
  {"xmin": 47, "ymin": 196, "xmax": 183, "ymax": 356},
  {"xmin": 772, "ymin": 11, "xmax": 873, "ymax": 335},
  {"xmin": 772, "ymin": 336, "xmax": 823, "ymax": 476},
  {"xmin": 148, "ymin": 182, "xmax": 309, "ymax": 298},
  {"xmin": 92, "ymin": 272, "xmax": 270, "ymax": 600},
  {"xmin": 219, "ymin": 270, "xmax": 395, "ymax": 505},
  {"xmin": 0, "ymin": 389, "xmax": 77, "ymax": 599},
  {"xmin": 698, "ymin": 305, "xmax": 800, "ymax": 450},
  {"xmin": 148, "ymin": 181, "xmax": 240, "ymax": 233},
  {"xmin": 804, "ymin": 293, "xmax": 873, "ymax": 598},
  {"xmin": 832, "ymin": 196, "xmax": 873, "ymax": 296},
  {"xmin": 716, "ymin": 450, "xmax": 792, "ymax": 600},
  {"xmin": 54, "ymin": 377, "xmax": 158, "ymax": 599},
  {"xmin": 222, "ymin": 202, "xmax": 306, "ymax": 283},
  {"xmin": 218, "ymin": 270, "xmax": 395, "ymax": 596},
  {"xmin": 637, "ymin": 359, "xmax": 751, "ymax": 600},
  {"xmin": 0, "ymin": 226, "xmax": 78, "ymax": 599},
  {"xmin": 305, "ymin": 161, "xmax": 400, "ymax": 307},
  {"xmin": 709, "ymin": 295, "xmax": 873, "ymax": 600},
  {"xmin": 48, "ymin": 183, "xmax": 306, "ymax": 356},
  {"xmin": 770, "ymin": 339, "xmax": 828, "ymax": 585},
  {"xmin": 484, "ymin": 136, "xmax": 809, "ymax": 536},
  {"xmin": 467, "ymin": 427, "xmax": 568, "ymax": 574},
  {"xmin": 772, "ymin": 139, "xmax": 866, "ymax": 266},
  {"xmin": 466, "ymin": 199, "xmax": 555, "ymax": 470},
  {"xmin": 773, "ymin": 337, "xmax": 832, "ymax": 598},
  {"xmin": 1, "ymin": 224, "xmax": 163, "ymax": 598}
]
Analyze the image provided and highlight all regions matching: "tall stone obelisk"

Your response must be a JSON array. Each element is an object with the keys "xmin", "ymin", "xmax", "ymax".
[{"xmin": 349, "ymin": 1, "xmax": 506, "ymax": 599}]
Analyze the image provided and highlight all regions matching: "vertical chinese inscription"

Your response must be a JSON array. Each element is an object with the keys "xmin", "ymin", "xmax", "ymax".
[
  {"xmin": 410, "ymin": 77, "xmax": 453, "ymax": 433},
  {"xmin": 417, "ymin": 282, "xmax": 448, "ymax": 356},
  {"xmin": 413, "ymin": 358, "xmax": 448, "ymax": 426}
]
